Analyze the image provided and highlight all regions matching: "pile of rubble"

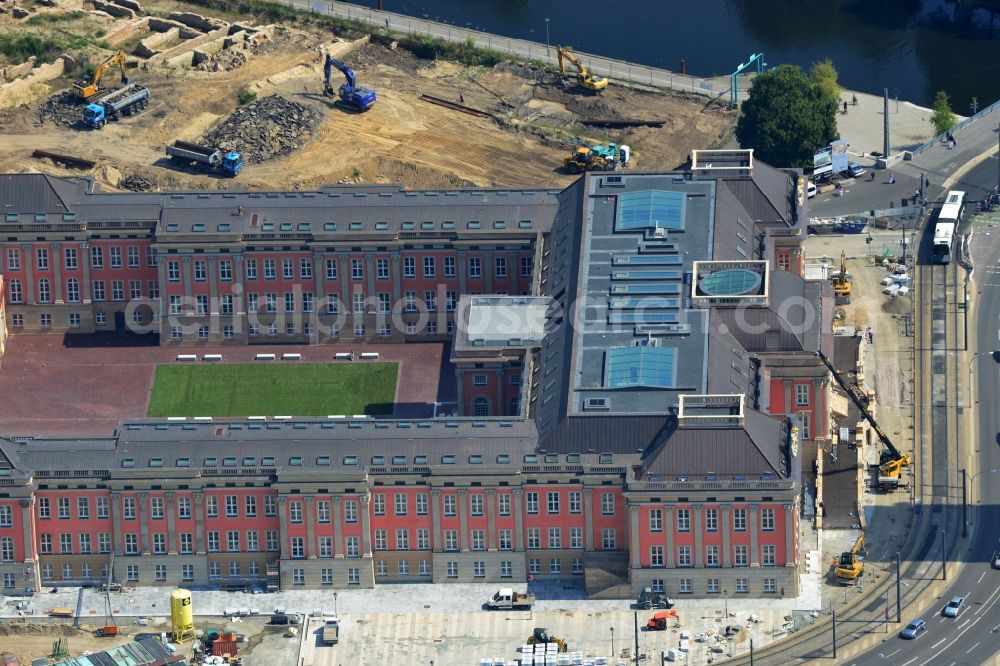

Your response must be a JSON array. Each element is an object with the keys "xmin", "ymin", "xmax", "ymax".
[
  {"xmin": 38, "ymin": 91, "xmax": 81, "ymax": 127},
  {"xmin": 120, "ymin": 173, "xmax": 154, "ymax": 191},
  {"xmin": 201, "ymin": 95, "xmax": 321, "ymax": 164},
  {"xmin": 193, "ymin": 47, "xmax": 249, "ymax": 72}
]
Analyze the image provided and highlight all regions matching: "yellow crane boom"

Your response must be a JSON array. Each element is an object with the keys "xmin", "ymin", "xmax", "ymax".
[
  {"xmin": 556, "ymin": 47, "xmax": 607, "ymax": 92},
  {"xmin": 73, "ymin": 49, "xmax": 129, "ymax": 100}
]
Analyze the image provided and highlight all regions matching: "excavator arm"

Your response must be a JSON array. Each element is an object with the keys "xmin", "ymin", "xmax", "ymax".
[
  {"xmin": 73, "ymin": 50, "xmax": 128, "ymax": 100},
  {"xmin": 324, "ymin": 54, "xmax": 356, "ymax": 92}
]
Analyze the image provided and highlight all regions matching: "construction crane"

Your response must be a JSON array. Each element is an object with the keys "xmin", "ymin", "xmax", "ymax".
[
  {"xmin": 834, "ymin": 533, "xmax": 866, "ymax": 581},
  {"xmin": 832, "ymin": 250, "xmax": 852, "ymax": 304},
  {"xmin": 95, "ymin": 552, "xmax": 118, "ymax": 637},
  {"xmin": 73, "ymin": 49, "xmax": 129, "ymax": 101},
  {"xmin": 323, "ymin": 53, "xmax": 376, "ymax": 112},
  {"xmin": 817, "ymin": 351, "xmax": 911, "ymax": 490},
  {"xmin": 556, "ymin": 47, "xmax": 607, "ymax": 92}
]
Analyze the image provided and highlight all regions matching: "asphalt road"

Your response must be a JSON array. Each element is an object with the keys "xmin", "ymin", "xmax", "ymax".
[{"xmin": 846, "ymin": 156, "xmax": 1000, "ymax": 666}]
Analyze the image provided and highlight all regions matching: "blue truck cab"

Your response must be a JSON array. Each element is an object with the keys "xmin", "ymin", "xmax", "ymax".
[
  {"xmin": 222, "ymin": 152, "xmax": 244, "ymax": 177},
  {"xmin": 83, "ymin": 103, "xmax": 106, "ymax": 128}
]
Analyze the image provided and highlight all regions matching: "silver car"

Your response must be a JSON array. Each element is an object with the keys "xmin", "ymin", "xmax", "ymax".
[{"xmin": 943, "ymin": 596, "xmax": 964, "ymax": 618}]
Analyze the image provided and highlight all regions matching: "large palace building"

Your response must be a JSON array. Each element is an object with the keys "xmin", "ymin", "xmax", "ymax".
[{"xmin": 0, "ymin": 151, "xmax": 832, "ymax": 598}]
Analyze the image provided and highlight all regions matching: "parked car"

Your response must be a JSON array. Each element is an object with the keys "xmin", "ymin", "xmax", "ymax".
[
  {"xmin": 899, "ymin": 619, "xmax": 926, "ymax": 639},
  {"xmin": 806, "ymin": 181, "xmax": 817, "ymax": 199},
  {"xmin": 992, "ymin": 350, "xmax": 1000, "ymax": 363},
  {"xmin": 848, "ymin": 162, "xmax": 866, "ymax": 177},
  {"xmin": 636, "ymin": 587, "xmax": 675, "ymax": 610},
  {"xmin": 991, "ymin": 550, "xmax": 1000, "ymax": 569},
  {"xmin": 943, "ymin": 596, "xmax": 964, "ymax": 618}
]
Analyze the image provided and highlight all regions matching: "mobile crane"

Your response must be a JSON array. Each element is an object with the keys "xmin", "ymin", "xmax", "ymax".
[
  {"xmin": 73, "ymin": 49, "xmax": 129, "ymax": 101},
  {"xmin": 556, "ymin": 47, "xmax": 607, "ymax": 92},
  {"xmin": 832, "ymin": 250, "xmax": 852, "ymax": 304},
  {"xmin": 818, "ymin": 351, "xmax": 911, "ymax": 490},
  {"xmin": 834, "ymin": 533, "xmax": 866, "ymax": 582},
  {"xmin": 323, "ymin": 53, "xmax": 376, "ymax": 112}
]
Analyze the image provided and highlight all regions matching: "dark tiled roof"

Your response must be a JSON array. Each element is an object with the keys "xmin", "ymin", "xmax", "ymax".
[
  {"xmin": 540, "ymin": 414, "xmax": 672, "ymax": 455},
  {"xmin": 0, "ymin": 173, "xmax": 78, "ymax": 217},
  {"xmin": 714, "ymin": 271, "xmax": 824, "ymax": 353}
]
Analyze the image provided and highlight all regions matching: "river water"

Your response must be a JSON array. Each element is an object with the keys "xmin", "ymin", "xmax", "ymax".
[{"xmin": 345, "ymin": 0, "xmax": 1000, "ymax": 110}]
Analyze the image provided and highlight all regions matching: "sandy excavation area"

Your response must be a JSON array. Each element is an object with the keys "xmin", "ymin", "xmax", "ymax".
[{"xmin": 0, "ymin": 4, "xmax": 734, "ymax": 191}]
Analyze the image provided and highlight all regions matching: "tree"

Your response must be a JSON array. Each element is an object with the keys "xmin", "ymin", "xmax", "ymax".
[
  {"xmin": 810, "ymin": 59, "xmax": 841, "ymax": 107},
  {"xmin": 735, "ymin": 64, "xmax": 838, "ymax": 168},
  {"xmin": 931, "ymin": 90, "xmax": 956, "ymax": 135}
]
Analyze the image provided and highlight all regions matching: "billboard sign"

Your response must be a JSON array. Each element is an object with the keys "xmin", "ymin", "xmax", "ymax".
[
  {"xmin": 831, "ymin": 140, "xmax": 849, "ymax": 174},
  {"xmin": 813, "ymin": 148, "xmax": 832, "ymax": 178}
]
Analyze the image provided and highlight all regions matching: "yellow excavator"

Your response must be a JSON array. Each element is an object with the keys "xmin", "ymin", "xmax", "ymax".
[
  {"xmin": 557, "ymin": 47, "xmax": 607, "ymax": 92},
  {"xmin": 818, "ymin": 352, "xmax": 911, "ymax": 490},
  {"xmin": 527, "ymin": 627, "xmax": 568, "ymax": 652},
  {"xmin": 73, "ymin": 49, "xmax": 129, "ymax": 101},
  {"xmin": 832, "ymin": 250, "xmax": 852, "ymax": 304},
  {"xmin": 834, "ymin": 533, "xmax": 866, "ymax": 582}
]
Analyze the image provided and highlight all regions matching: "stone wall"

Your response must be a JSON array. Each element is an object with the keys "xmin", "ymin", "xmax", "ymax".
[{"xmin": 0, "ymin": 58, "xmax": 67, "ymax": 109}]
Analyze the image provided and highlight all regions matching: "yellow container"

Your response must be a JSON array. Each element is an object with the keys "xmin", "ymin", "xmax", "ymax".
[{"xmin": 170, "ymin": 589, "xmax": 194, "ymax": 641}]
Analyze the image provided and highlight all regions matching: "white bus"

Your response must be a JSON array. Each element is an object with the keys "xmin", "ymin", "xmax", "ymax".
[{"xmin": 933, "ymin": 190, "xmax": 965, "ymax": 264}]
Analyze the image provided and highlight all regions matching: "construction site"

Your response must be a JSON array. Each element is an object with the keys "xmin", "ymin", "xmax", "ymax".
[{"xmin": 0, "ymin": 0, "xmax": 733, "ymax": 191}]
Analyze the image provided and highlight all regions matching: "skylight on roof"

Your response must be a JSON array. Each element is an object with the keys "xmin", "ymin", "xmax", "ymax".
[
  {"xmin": 604, "ymin": 347, "xmax": 679, "ymax": 389},
  {"xmin": 617, "ymin": 190, "xmax": 686, "ymax": 231}
]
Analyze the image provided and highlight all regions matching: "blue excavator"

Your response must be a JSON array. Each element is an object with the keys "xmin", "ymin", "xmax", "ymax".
[{"xmin": 323, "ymin": 53, "xmax": 376, "ymax": 112}]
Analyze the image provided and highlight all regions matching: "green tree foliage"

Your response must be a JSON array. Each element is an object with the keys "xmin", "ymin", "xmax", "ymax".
[
  {"xmin": 810, "ymin": 59, "xmax": 840, "ymax": 107},
  {"xmin": 931, "ymin": 90, "xmax": 956, "ymax": 134},
  {"xmin": 735, "ymin": 64, "xmax": 838, "ymax": 168}
]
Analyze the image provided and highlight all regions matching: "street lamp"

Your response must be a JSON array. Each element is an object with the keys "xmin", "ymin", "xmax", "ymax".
[
  {"xmin": 723, "ymin": 589, "xmax": 729, "ymax": 618},
  {"xmin": 544, "ymin": 18, "xmax": 550, "ymax": 59},
  {"xmin": 609, "ymin": 626, "xmax": 614, "ymax": 657},
  {"xmin": 946, "ymin": 467, "xmax": 999, "ymax": 538},
  {"xmin": 333, "ymin": 591, "xmax": 338, "ymax": 616}
]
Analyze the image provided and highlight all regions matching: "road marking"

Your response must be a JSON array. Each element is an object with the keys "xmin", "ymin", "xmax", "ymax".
[
  {"xmin": 901, "ymin": 657, "xmax": 918, "ymax": 666},
  {"xmin": 886, "ymin": 649, "xmax": 901, "ymax": 658},
  {"xmin": 967, "ymin": 642, "xmax": 980, "ymax": 654},
  {"xmin": 931, "ymin": 638, "xmax": 947, "ymax": 649},
  {"xmin": 974, "ymin": 584, "xmax": 1000, "ymax": 615},
  {"xmin": 978, "ymin": 572, "xmax": 986, "ymax": 584}
]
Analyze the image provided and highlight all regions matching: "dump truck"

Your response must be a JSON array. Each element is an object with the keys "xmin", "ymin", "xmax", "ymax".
[
  {"xmin": 83, "ymin": 84, "xmax": 149, "ymax": 129},
  {"xmin": 166, "ymin": 140, "xmax": 243, "ymax": 177},
  {"xmin": 321, "ymin": 617, "xmax": 340, "ymax": 645},
  {"xmin": 485, "ymin": 588, "xmax": 534, "ymax": 610}
]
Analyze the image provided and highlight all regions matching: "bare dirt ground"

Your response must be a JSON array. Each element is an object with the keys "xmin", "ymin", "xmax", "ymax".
[
  {"xmin": 0, "ymin": 621, "xmax": 135, "ymax": 666},
  {"xmin": 0, "ymin": 6, "xmax": 733, "ymax": 191}
]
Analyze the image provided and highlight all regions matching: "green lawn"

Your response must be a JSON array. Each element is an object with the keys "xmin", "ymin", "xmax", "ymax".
[{"xmin": 147, "ymin": 362, "xmax": 399, "ymax": 417}]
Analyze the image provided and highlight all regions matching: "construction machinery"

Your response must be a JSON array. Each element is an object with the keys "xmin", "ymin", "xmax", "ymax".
[
  {"xmin": 527, "ymin": 627, "xmax": 568, "ymax": 652},
  {"xmin": 832, "ymin": 250, "xmax": 852, "ymax": 304},
  {"xmin": 83, "ymin": 83, "xmax": 149, "ymax": 129},
  {"xmin": 323, "ymin": 53, "xmax": 376, "ymax": 112},
  {"xmin": 556, "ymin": 47, "xmax": 608, "ymax": 92},
  {"xmin": 166, "ymin": 140, "xmax": 244, "ymax": 177},
  {"xmin": 818, "ymin": 352, "xmax": 911, "ymax": 490},
  {"xmin": 73, "ymin": 49, "xmax": 129, "ymax": 100},
  {"xmin": 834, "ymin": 533, "xmax": 866, "ymax": 582},
  {"xmin": 563, "ymin": 143, "xmax": 629, "ymax": 174}
]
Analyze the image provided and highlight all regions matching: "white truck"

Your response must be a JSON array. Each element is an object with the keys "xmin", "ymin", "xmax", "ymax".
[
  {"xmin": 485, "ymin": 588, "xmax": 535, "ymax": 610},
  {"xmin": 321, "ymin": 617, "xmax": 340, "ymax": 645}
]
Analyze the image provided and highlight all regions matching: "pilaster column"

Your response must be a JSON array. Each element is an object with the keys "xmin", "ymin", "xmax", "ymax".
[
  {"xmin": 512, "ymin": 488, "xmax": 524, "ymax": 550},
  {"xmin": 693, "ymin": 506, "xmax": 703, "ymax": 567},
  {"xmin": 430, "ymin": 489, "xmax": 442, "ymax": 552},
  {"xmin": 495, "ymin": 370, "xmax": 504, "ymax": 415},
  {"xmin": 365, "ymin": 255, "xmax": 376, "ymax": 307},
  {"xmin": 483, "ymin": 251, "xmax": 494, "ymax": 292},
  {"xmin": 304, "ymin": 496, "xmax": 317, "ymax": 559},
  {"xmin": 783, "ymin": 380, "xmax": 793, "ymax": 416},
  {"xmin": 80, "ymin": 242, "xmax": 91, "ymax": 303},
  {"xmin": 457, "ymin": 250, "xmax": 468, "ymax": 295},
  {"xmin": 749, "ymin": 505, "xmax": 759, "ymax": 566},
  {"xmin": 486, "ymin": 490, "xmax": 497, "ymax": 551},
  {"xmin": 785, "ymin": 503, "xmax": 795, "ymax": 567},
  {"xmin": 390, "ymin": 253, "xmax": 402, "ymax": 306},
  {"xmin": 165, "ymin": 492, "xmax": 178, "ymax": 555},
  {"xmin": 664, "ymin": 506, "xmax": 674, "ymax": 568},
  {"xmin": 207, "ymin": 256, "xmax": 218, "ymax": 308},
  {"xmin": 458, "ymin": 489, "xmax": 469, "ymax": 552},
  {"xmin": 21, "ymin": 244, "xmax": 34, "ymax": 303},
  {"xmin": 137, "ymin": 492, "xmax": 149, "ymax": 555},
  {"xmin": 359, "ymin": 495, "xmax": 372, "ymax": 557},
  {"xmin": 329, "ymin": 496, "xmax": 344, "ymax": 557},
  {"xmin": 232, "ymin": 255, "xmax": 245, "ymax": 316},
  {"xmin": 51, "ymin": 243, "xmax": 63, "ymax": 303},
  {"xmin": 721, "ymin": 505, "xmax": 731, "ymax": 567},
  {"xmin": 181, "ymin": 256, "xmax": 193, "ymax": 300},
  {"xmin": 193, "ymin": 492, "xmax": 205, "ymax": 555},
  {"xmin": 456, "ymin": 369, "xmax": 465, "ymax": 416},
  {"xmin": 156, "ymin": 255, "xmax": 167, "ymax": 320},
  {"xmin": 19, "ymin": 498, "xmax": 35, "ymax": 561},
  {"xmin": 276, "ymin": 496, "xmax": 290, "ymax": 560},
  {"xmin": 313, "ymin": 253, "xmax": 324, "ymax": 300},
  {"xmin": 508, "ymin": 252, "xmax": 518, "ymax": 292},
  {"xmin": 110, "ymin": 492, "xmax": 124, "ymax": 556},
  {"xmin": 628, "ymin": 504, "xmax": 641, "ymax": 567},
  {"xmin": 583, "ymin": 488, "xmax": 594, "ymax": 551},
  {"xmin": 338, "ymin": 253, "xmax": 350, "ymax": 322}
]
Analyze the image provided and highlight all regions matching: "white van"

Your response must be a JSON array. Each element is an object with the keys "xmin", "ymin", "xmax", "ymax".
[{"xmin": 806, "ymin": 181, "xmax": 817, "ymax": 199}]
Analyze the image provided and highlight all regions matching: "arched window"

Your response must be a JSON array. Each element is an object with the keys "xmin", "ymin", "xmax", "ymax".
[
  {"xmin": 472, "ymin": 397, "xmax": 490, "ymax": 417},
  {"xmin": 66, "ymin": 278, "xmax": 80, "ymax": 303},
  {"xmin": 37, "ymin": 278, "xmax": 50, "ymax": 304},
  {"xmin": 7, "ymin": 279, "xmax": 22, "ymax": 304}
]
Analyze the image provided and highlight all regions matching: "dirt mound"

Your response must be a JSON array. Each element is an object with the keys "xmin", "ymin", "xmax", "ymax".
[
  {"xmin": 121, "ymin": 173, "xmax": 155, "ymax": 191},
  {"xmin": 195, "ymin": 48, "xmax": 250, "ymax": 72},
  {"xmin": 201, "ymin": 94, "xmax": 321, "ymax": 165},
  {"xmin": 0, "ymin": 622, "xmax": 84, "ymax": 637},
  {"xmin": 881, "ymin": 295, "xmax": 911, "ymax": 314},
  {"xmin": 38, "ymin": 91, "xmax": 82, "ymax": 128},
  {"xmin": 351, "ymin": 40, "xmax": 419, "ymax": 73}
]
